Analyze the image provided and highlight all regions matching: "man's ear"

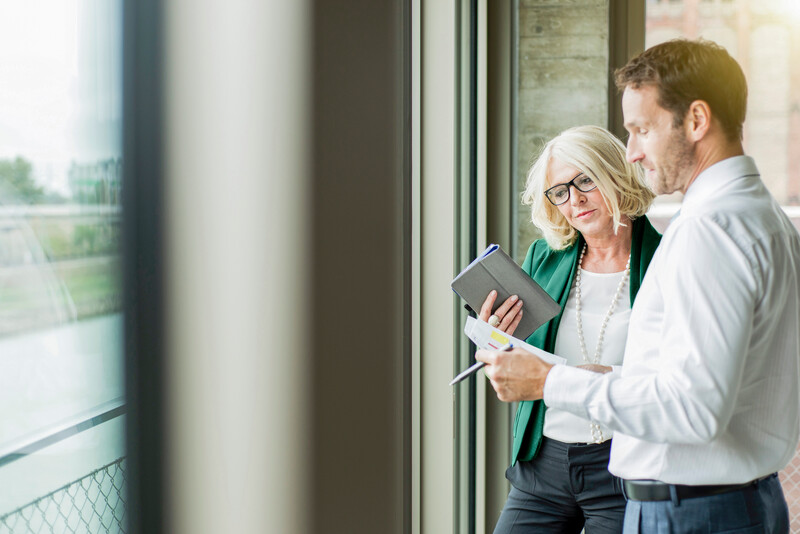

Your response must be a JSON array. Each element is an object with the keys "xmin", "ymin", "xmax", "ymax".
[{"xmin": 685, "ymin": 100, "xmax": 711, "ymax": 141}]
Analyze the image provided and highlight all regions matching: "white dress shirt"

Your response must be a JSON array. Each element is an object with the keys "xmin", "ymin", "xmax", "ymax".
[
  {"xmin": 545, "ymin": 270, "xmax": 629, "ymax": 443},
  {"xmin": 543, "ymin": 156, "xmax": 800, "ymax": 484}
]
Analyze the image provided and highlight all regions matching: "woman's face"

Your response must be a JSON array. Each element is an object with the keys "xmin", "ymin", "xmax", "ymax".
[{"xmin": 547, "ymin": 157, "xmax": 616, "ymax": 240}]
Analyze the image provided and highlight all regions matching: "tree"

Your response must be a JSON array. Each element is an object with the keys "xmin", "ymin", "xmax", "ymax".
[{"xmin": 0, "ymin": 156, "xmax": 44, "ymax": 204}]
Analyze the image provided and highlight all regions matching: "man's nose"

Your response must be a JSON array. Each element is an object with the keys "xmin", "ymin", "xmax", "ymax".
[{"xmin": 626, "ymin": 137, "xmax": 643, "ymax": 163}]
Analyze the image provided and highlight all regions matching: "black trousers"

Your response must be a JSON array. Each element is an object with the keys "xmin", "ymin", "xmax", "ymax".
[{"xmin": 494, "ymin": 437, "xmax": 626, "ymax": 534}]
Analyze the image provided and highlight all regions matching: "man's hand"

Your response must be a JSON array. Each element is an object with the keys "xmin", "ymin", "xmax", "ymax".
[
  {"xmin": 577, "ymin": 364, "xmax": 612, "ymax": 374},
  {"xmin": 475, "ymin": 347, "xmax": 554, "ymax": 402}
]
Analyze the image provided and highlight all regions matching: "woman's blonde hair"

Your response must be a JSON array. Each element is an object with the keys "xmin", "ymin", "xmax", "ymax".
[{"xmin": 522, "ymin": 125, "xmax": 655, "ymax": 250}]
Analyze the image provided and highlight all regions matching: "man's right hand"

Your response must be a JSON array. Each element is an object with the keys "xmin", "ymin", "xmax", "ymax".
[{"xmin": 475, "ymin": 347, "xmax": 553, "ymax": 402}]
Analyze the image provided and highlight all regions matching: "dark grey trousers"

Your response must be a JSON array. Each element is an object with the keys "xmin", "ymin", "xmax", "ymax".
[
  {"xmin": 622, "ymin": 473, "xmax": 789, "ymax": 533},
  {"xmin": 493, "ymin": 437, "xmax": 626, "ymax": 534}
]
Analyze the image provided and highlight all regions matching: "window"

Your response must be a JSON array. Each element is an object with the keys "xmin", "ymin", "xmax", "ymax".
[
  {"xmin": 646, "ymin": 0, "xmax": 800, "ymax": 231},
  {"xmin": 0, "ymin": 1, "xmax": 125, "ymax": 531}
]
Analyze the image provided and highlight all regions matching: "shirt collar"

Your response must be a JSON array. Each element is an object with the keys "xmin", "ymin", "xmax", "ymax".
[{"xmin": 680, "ymin": 155, "xmax": 759, "ymax": 214}]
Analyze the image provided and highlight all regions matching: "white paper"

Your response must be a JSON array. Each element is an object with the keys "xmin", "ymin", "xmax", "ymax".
[{"xmin": 464, "ymin": 316, "xmax": 566, "ymax": 366}]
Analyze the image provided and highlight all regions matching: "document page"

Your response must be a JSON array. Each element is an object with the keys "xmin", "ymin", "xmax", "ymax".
[{"xmin": 464, "ymin": 316, "xmax": 566, "ymax": 366}]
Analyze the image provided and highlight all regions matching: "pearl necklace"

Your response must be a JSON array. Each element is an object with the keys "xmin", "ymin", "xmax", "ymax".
[{"xmin": 575, "ymin": 242, "xmax": 630, "ymax": 443}]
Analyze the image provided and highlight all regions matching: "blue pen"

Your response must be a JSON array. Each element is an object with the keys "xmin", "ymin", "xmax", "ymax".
[{"xmin": 449, "ymin": 342, "xmax": 514, "ymax": 386}]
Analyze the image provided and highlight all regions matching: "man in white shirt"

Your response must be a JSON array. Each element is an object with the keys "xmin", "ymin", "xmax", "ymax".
[{"xmin": 477, "ymin": 39, "xmax": 800, "ymax": 533}]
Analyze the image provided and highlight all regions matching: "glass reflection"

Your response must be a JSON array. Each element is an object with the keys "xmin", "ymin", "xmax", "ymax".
[{"xmin": 0, "ymin": 1, "xmax": 125, "ymax": 531}]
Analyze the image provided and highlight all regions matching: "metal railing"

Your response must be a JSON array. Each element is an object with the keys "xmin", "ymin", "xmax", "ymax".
[
  {"xmin": 0, "ymin": 458, "xmax": 126, "ymax": 534},
  {"xmin": 0, "ymin": 401, "xmax": 126, "ymax": 533}
]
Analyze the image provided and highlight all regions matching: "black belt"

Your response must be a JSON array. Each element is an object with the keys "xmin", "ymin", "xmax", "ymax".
[{"xmin": 622, "ymin": 474, "xmax": 774, "ymax": 502}]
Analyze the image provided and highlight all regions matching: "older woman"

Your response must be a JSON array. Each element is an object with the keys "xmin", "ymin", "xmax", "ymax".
[{"xmin": 481, "ymin": 125, "xmax": 660, "ymax": 533}]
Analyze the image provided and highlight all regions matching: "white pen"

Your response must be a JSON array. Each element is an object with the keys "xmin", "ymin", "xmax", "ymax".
[{"xmin": 449, "ymin": 342, "xmax": 514, "ymax": 386}]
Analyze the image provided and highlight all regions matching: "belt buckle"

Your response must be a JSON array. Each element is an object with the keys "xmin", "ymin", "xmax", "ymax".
[{"xmin": 623, "ymin": 479, "xmax": 670, "ymax": 502}]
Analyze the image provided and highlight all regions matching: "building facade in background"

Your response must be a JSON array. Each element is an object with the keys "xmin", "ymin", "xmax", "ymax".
[{"xmin": 647, "ymin": 0, "xmax": 800, "ymax": 206}]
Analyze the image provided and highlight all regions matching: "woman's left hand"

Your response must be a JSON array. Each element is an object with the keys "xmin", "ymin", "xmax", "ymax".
[{"xmin": 479, "ymin": 290, "xmax": 523, "ymax": 335}]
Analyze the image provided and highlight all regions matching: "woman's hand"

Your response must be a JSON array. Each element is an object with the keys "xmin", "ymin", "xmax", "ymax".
[{"xmin": 479, "ymin": 290, "xmax": 523, "ymax": 336}]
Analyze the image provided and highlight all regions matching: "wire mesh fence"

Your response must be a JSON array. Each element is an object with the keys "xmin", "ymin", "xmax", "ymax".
[{"xmin": 0, "ymin": 458, "xmax": 126, "ymax": 534}]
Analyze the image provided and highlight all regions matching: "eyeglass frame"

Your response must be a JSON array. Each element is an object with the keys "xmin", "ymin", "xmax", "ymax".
[{"xmin": 544, "ymin": 172, "xmax": 598, "ymax": 206}]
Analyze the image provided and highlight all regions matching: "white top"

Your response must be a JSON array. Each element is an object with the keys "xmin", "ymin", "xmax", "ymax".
[
  {"xmin": 544, "ymin": 270, "xmax": 629, "ymax": 443},
  {"xmin": 543, "ymin": 156, "xmax": 800, "ymax": 485}
]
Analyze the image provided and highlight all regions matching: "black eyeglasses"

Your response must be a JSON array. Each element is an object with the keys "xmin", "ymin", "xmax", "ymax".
[{"xmin": 544, "ymin": 173, "xmax": 597, "ymax": 206}]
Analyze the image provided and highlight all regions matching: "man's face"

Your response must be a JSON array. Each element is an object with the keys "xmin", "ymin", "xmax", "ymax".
[{"xmin": 622, "ymin": 85, "xmax": 695, "ymax": 195}]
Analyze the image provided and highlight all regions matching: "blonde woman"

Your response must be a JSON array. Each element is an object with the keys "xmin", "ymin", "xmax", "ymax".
[{"xmin": 480, "ymin": 125, "xmax": 660, "ymax": 533}]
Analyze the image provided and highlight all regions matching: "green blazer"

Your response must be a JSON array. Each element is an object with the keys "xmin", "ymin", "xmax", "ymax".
[{"xmin": 511, "ymin": 216, "xmax": 662, "ymax": 466}]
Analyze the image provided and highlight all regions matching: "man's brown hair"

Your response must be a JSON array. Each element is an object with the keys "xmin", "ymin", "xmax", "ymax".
[{"xmin": 615, "ymin": 39, "xmax": 747, "ymax": 142}]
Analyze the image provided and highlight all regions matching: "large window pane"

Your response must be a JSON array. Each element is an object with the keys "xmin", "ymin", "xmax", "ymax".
[
  {"xmin": 0, "ymin": 1, "xmax": 125, "ymax": 531},
  {"xmin": 646, "ymin": 0, "xmax": 800, "ymax": 232}
]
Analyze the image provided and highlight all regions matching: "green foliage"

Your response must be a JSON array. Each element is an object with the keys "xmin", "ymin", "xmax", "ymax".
[
  {"xmin": 0, "ymin": 156, "xmax": 44, "ymax": 203},
  {"xmin": 72, "ymin": 223, "xmax": 119, "ymax": 257},
  {"xmin": 30, "ymin": 220, "xmax": 120, "ymax": 261}
]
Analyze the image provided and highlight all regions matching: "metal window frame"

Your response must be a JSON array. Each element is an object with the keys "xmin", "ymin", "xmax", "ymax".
[
  {"xmin": 608, "ymin": 0, "xmax": 646, "ymax": 140},
  {"xmin": 122, "ymin": 0, "xmax": 166, "ymax": 531}
]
